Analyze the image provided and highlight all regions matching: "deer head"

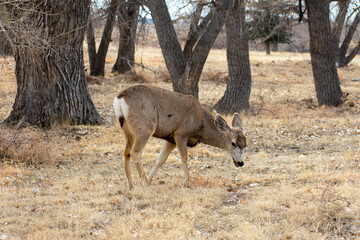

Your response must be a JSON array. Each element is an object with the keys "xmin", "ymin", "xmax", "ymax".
[{"xmin": 214, "ymin": 113, "xmax": 246, "ymax": 167}]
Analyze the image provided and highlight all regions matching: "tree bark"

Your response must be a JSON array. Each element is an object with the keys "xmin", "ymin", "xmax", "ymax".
[
  {"xmin": 146, "ymin": 0, "xmax": 187, "ymax": 92},
  {"xmin": 332, "ymin": 0, "xmax": 349, "ymax": 52},
  {"xmin": 86, "ymin": 14, "xmax": 97, "ymax": 75},
  {"xmin": 306, "ymin": 0, "xmax": 343, "ymax": 107},
  {"xmin": 265, "ymin": 41, "xmax": 271, "ymax": 55},
  {"xmin": 337, "ymin": 11, "xmax": 360, "ymax": 67},
  {"xmin": 147, "ymin": 0, "xmax": 233, "ymax": 98},
  {"xmin": 183, "ymin": 5, "xmax": 213, "ymax": 62},
  {"xmin": 112, "ymin": 1, "xmax": 139, "ymax": 74},
  {"xmin": 0, "ymin": 33, "xmax": 13, "ymax": 55},
  {"xmin": 91, "ymin": 0, "xmax": 119, "ymax": 76},
  {"xmin": 343, "ymin": 41, "xmax": 360, "ymax": 66},
  {"xmin": 4, "ymin": 0, "xmax": 104, "ymax": 127},
  {"xmin": 214, "ymin": 0, "xmax": 251, "ymax": 114},
  {"xmin": 180, "ymin": 4, "xmax": 230, "ymax": 98}
]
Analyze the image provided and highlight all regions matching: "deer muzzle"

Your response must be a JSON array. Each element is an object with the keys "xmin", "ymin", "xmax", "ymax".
[{"xmin": 233, "ymin": 158, "xmax": 244, "ymax": 167}]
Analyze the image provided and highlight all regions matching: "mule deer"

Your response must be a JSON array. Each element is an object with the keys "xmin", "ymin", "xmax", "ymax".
[{"xmin": 114, "ymin": 84, "xmax": 247, "ymax": 190}]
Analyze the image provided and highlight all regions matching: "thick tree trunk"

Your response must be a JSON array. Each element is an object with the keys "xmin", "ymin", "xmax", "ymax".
[
  {"xmin": 92, "ymin": 0, "xmax": 119, "ymax": 76},
  {"xmin": 306, "ymin": 0, "xmax": 343, "ymax": 107},
  {"xmin": 4, "ymin": 0, "xmax": 104, "ymax": 128},
  {"xmin": 214, "ymin": 0, "xmax": 251, "ymax": 114},
  {"xmin": 112, "ymin": 1, "xmax": 139, "ymax": 74},
  {"xmin": 86, "ymin": 15, "xmax": 97, "ymax": 75}
]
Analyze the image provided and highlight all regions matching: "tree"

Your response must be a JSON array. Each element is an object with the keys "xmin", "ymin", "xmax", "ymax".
[
  {"xmin": 247, "ymin": 0, "xmax": 293, "ymax": 55},
  {"xmin": 215, "ymin": 0, "xmax": 252, "ymax": 113},
  {"xmin": 304, "ymin": 0, "xmax": 343, "ymax": 106},
  {"xmin": 145, "ymin": 0, "xmax": 233, "ymax": 98},
  {"xmin": 0, "ymin": 34, "xmax": 12, "ymax": 55},
  {"xmin": 112, "ymin": 0, "xmax": 140, "ymax": 74},
  {"xmin": 4, "ymin": 0, "xmax": 104, "ymax": 127},
  {"xmin": 86, "ymin": 11, "xmax": 97, "ymax": 76},
  {"xmin": 87, "ymin": 0, "xmax": 119, "ymax": 76},
  {"xmin": 332, "ymin": 0, "xmax": 360, "ymax": 67}
]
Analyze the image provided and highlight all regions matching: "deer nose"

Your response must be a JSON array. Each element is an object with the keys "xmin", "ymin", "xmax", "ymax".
[{"xmin": 233, "ymin": 159, "xmax": 244, "ymax": 167}]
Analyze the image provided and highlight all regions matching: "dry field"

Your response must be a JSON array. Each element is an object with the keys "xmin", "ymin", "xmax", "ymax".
[{"xmin": 1, "ymin": 46, "xmax": 360, "ymax": 240}]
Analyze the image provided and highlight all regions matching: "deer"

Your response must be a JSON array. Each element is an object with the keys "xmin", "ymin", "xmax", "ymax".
[{"xmin": 113, "ymin": 84, "xmax": 247, "ymax": 190}]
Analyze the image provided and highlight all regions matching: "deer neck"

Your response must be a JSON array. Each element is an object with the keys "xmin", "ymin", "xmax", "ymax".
[{"xmin": 200, "ymin": 110, "xmax": 228, "ymax": 150}]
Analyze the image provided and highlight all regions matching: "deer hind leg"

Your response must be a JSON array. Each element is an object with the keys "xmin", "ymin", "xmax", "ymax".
[
  {"xmin": 124, "ymin": 135, "xmax": 134, "ymax": 190},
  {"xmin": 148, "ymin": 141, "xmax": 176, "ymax": 184},
  {"xmin": 131, "ymin": 133, "xmax": 152, "ymax": 187},
  {"xmin": 174, "ymin": 135, "xmax": 190, "ymax": 188}
]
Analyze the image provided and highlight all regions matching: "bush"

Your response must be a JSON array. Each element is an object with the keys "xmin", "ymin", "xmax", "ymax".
[{"xmin": 0, "ymin": 127, "xmax": 58, "ymax": 165}]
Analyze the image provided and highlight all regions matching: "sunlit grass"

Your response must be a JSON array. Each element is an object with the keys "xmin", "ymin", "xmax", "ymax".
[{"xmin": 1, "ymin": 46, "xmax": 360, "ymax": 239}]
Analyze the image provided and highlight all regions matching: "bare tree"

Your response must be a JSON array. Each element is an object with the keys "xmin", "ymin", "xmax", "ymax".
[
  {"xmin": 215, "ymin": 0, "xmax": 251, "ymax": 113},
  {"xmin": 0, "ymin": 3, "xmax": 13, "ymax": 57},
  {"xmin": 87, "ymin": 0, "xmax": 120, "ymax": 76},
  {"xmin": 112, "ymin": 0, "xmax": 140, "ymax": 74},
  {"xmin": 86, "ymin": 11, "xmax": 98, "ymax": 75},
  {"xmin": 182, "ymin": 2, "xmax": 213, "ymax": 62},
  {"xmin": 304, "ymin": 0, "xmax": 343, "ymax": 107},
  {"xmin": 145, "ymin": 0, "xmax": 234, "ymax": 98},
  {"xmin": 247, "ymin": 0, "xmax": 299, "ymax": 55},
  {"xmin": 332, "ymin": 0, "xmax": 360, "ymax": 67},
  {"xmin": 3, "ymin": 0, "xmax": 104, "ymax": 127}
]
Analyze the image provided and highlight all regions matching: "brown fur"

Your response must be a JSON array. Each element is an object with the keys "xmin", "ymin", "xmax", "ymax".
[{"xmin": 114, "ymin": 84, "xmax": 246, "ymax": 190}]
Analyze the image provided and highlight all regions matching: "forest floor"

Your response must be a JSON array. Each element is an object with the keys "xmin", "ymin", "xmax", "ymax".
[{"xmin": 1, "ymin": 46, "xmax": 360, "ymax": 239}]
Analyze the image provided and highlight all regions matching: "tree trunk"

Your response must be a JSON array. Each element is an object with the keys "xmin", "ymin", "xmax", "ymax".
[
  {"xmin": 112, "ymin": 1, "xmax": 139, "ymax": 74},
  {"xmin": 180, "ymin": 1, "xmax": 234, "ymax": 98},
  {"xmin": 86, "ymin": 15, "xmax": 97, "ymax": 75},
  {"xmin": 147, "ymin": 0, "xmax": 233, "ymax": 98},
  {"xmin": 343, "ymin": 42, "xmax": 360, "ymax": 66},
  {"xmin": 214, "ymin": 0, "xmax": 251, "ymax": 114},
  {"xmin": 306, "ymin": 0, "xmax": 343, "ymax": 107},
  {"xmin": 4, "ymin": 0, "xmax": 104, "ymax": 128},
  {"xmin": 337, "ymin": 11, "xmax": 360, "ymax": 67},
  {"xmin": 332, "ymin": 0, "xmax": 349, "ymax": 54},
  {"xmin": 183, "ymin": 5, "xmax": 213, "ymax": 62},
  {"xmin": 0, "ymin": 33, "xmax": 13, "ymax": 55},
  {"xmin": 92, "ymin": 0, "xmax": 119, "ymax": 76},
  {"xmin": 180, "ymin": 3, "xmax": 229, "ymax": 98},
  {"xmin": 265, "ymin": 41, "xmax": 271, "ymax": 55},
  {"xmin": 147, "ymin": 0, "xmax": 187, "ymax": 92}
]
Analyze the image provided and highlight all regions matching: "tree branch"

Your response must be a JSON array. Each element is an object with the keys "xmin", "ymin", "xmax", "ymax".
[{"xmin": 345, "ymin": 41, "xmax": 360, "ymax": 65}]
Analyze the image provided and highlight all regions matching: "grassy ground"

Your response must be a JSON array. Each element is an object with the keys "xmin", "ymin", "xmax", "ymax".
[{"xmin": 1, "ymin": 46, "xmax": 360, "ymax": 239}]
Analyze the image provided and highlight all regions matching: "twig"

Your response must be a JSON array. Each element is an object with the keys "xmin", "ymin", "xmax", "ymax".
[{"xmin": 257, "ymin": 108, "xmax": 277, "ymax": 115}]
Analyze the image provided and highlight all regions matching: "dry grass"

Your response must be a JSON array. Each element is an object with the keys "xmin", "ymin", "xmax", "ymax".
[{"xmin": 1, "ymin": 46, "xmax": 360, "ymax": 239}]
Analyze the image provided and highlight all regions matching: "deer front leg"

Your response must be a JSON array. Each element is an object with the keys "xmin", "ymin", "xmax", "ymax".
[
  {"xmin": 148, "ymin": 141, "xmax": 176, "ymax": 184},
  {"xmin": 174, "ymin": 136, "xmax": 190, "ymax": 188}
]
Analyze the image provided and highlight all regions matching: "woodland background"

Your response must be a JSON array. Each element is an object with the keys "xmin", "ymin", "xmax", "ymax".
[{"xmin": 0, "ymin": 0, "xmax": 360, "ymax": 239}]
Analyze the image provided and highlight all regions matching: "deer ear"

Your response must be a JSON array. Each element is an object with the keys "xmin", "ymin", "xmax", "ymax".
[
  {"xmin": 232, "ymin": 113, "xmax": 243, "ymax": 129},
  {"xmin": 215, "ymin": 114, "xmax": 231, "ymax": 133}
]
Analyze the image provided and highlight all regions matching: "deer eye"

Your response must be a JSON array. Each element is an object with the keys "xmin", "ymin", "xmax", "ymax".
[{"xmin": 231, "ymin": 142, "xmax": 236, "ymax": 147}]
